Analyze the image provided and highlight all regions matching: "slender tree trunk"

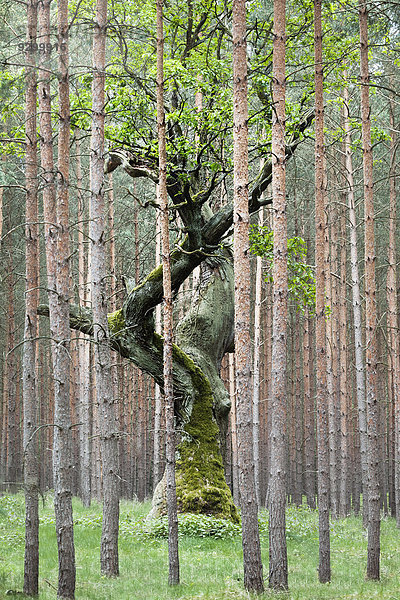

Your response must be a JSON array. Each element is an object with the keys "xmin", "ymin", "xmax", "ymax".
[
  {"xmin": 109, "ymin": 174, "xmax": 124, "ymax": 495},
  {"xmin": 343, "ymin": 81, "xmax": 368, "ymax": 526},
  {"xmin": 326, "ymin": 216, "xmax": 338, "ymax": 519},
  {"xmin": 23, "ymin": 1, "xmax": 39, "ymax": 590},
  {"xmin": 90, "ymin": 0, "xmax": 120, "ymax": 575},
  {"xmin": 38, "ymin": 0, "xmax": 58, "ymax": 506},
  {"xmin": 229, "ymin": 353, "xmax": 239, "ymax": 505},
  {"xmin": 387, "ymin": 86, "xmax": 400, "ymax": 527},
  {"xmin": 153, "ymin": 209, "xmax": 163, "ymax": 491},
  {"xmin": 359, "ymin": 0, "xmax": 380, "ymax": 580},
  {"xmin": 6, "ymin": 238, "xmax": 19, "ymax": 492},
  {"xmin": 252, "ymin": 208, "xmax": 263, "ymax": 508},
  {"xmin": 156, "ymin": 0, "xmax": 180, "ymax": 584},
  {"xmin": 268, "ymin": 0, "xmax": 288, "ymax": 588},
  {"xmin": 232, "ymin": 0, "xmax": 264, "ymax": 592},
  {"xmin": 338, "ymin": 206, "xmax": 349, "ymax": 517},
  {"xmin": 303, "ymin": 309, "xmax": 315, "ymax": 509},
  {"xmin": 76, "ymin": 132, "xmax": 91, "ymax": 508},
  {"xmin": 52, "ymin": 0, "xmax": 76, "ymax": 595},
  {"xmin": 314, "ymin": 0, "xmax": 330, "ymax": 583}
]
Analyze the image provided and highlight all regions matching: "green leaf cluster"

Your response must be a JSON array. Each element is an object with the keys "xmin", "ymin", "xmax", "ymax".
[{"xmin": 249, "ymin": 224, "xmax": 316, "ymax": 314}]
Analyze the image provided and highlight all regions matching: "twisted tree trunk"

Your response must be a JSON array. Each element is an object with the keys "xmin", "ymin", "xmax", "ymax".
[{"xmin": 39, "ymin": 107, "xmax": 314, "ymax": 521}]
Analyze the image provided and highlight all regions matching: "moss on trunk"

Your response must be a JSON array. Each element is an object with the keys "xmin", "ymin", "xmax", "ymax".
[{"xmin": 173, "ymin": 347, "xmax": 239, "ymax": 522}]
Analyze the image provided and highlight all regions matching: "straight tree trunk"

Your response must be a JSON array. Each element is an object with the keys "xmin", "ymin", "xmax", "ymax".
[
  {"xmin": 153, "ymin": 209, "xmax": 163, "ymax": 491},
  {"xmin": 109, "ymin": 174, "xmax": 124, "ymax": 496},
  {"xmin": 156, "ymin": 0, "xmax": 180, "ymax": 584},
  {"xmin": 314, "ymin": 0, "xmax": 331, "ymax": 583},
  {"xmin": 252, "ymin": 208, "xmax": 263, "ymax": 508},
  {"xmin": 294, "ymin": 315, "xmax": 303, "ymax": 506},
  {"xmin": 229, "ymin": 353, "xmax": 239, "ymax": 505},
  {"xmin": 38, "ymin": 0, "xmax": 56, "ymax": 502},
  {"xmin": 359, "ymin": 0, "xmax": 380, "ymax": 580},
  {"xmin": 303, "ymin": 309, "xmax": 316, "ymax": 508},
  {"xmin": 338, "ymin": 206, "xmax": 349, "ymax": 517},
  {"xmin": 23, "ymin": 1, "xmax": 39, "ymax": 591},
  {"xmin": 326, "ymin": 216, "xmax": 338, "ymax": 519},
  {"xmin": 268, "ymin": 0, "xmax": 288, "ymax": 588},
  {"xmin": 387, "ymin": 86, "xmax": 400, "ymax": 527},
  {"xmin": 52, "ymin": 1, "xmax": 76, "ymax": 595},
  {"xmin": 90, "ymin": 0, "xmax": 120, "ymax": 576},
  {"xmin": 6, "ymin": 239, "xmax": 19, "ymax": 492},
  {"xmin": 343, "ymin": 81, "xmax": 368, "ymax": 526},
  {"xmin": 76, "ymin": 132, "xmax": 91, "ymax": 507},
  {"xmin": 232, "ymin": 0, "xmax": 264, "ymax": 592}
]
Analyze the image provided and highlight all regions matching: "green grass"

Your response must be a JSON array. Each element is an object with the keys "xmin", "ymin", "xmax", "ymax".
[{"xmin": 0, "ymin": 494, "xmax": 399, "ymax": 599}]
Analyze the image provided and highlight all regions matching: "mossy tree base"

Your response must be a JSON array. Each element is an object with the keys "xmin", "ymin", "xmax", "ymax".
[{"xmin": 175, "ymin": 360, "xmax": 239, "ymax": 522}]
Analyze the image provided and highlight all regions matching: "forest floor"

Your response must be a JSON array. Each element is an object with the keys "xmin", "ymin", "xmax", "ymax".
[{"xmin": 0, "ymin": 493, "xmax": 399, "ymax": 599}]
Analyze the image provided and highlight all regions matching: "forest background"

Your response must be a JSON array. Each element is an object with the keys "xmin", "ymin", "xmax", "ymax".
[{"xmin": 0, "ymin": 0, "xmax": 400, "ymax": 597}]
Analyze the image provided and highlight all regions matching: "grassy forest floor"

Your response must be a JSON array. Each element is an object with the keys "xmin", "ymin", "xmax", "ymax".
[{"xmin": 0, "ymin": 493, "xmax": 399, "ymax": 600}]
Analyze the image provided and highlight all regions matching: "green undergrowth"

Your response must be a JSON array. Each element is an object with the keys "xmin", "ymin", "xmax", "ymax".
[{"xmin": 0, "ymin": 493, "xmax": 399, "ymax": 599}]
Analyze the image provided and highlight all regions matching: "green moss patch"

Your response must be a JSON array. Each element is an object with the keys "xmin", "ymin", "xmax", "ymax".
[
  {"xmin": 174, "ymin": 349, "xmax": 239, "ymax": 523},
  {"xmin": 107, "ymin": 309, "xmax": 125, "ymax": 334}
]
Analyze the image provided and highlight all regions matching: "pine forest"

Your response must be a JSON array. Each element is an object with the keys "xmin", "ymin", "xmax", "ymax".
[{"xmin": 0, "ymin": 0, "xmax": 399, "ymax": 598}]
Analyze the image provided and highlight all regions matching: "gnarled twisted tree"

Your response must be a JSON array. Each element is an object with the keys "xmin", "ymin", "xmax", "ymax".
[{"xmin": 40, "ymin": 107, "xmax": 312, "ymax": 520}]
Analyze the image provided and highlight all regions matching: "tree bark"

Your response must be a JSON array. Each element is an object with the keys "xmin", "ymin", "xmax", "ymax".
[
  {"xmin": 157, "ymin": 0, "xmax": 180, "ymax": 584},
  {"xmin": 387, "ymin": 82, "xmax": 400, "ymax": 527},
  {"xmin": 51, "ymin": 1, "xmax": 76, "ymax": 595},
  {"xmin": 75, "ymin": 131, "xmax": 91, "ymax": 508},
  {"xmin": 90, "ymin": 0, "xmax": 120, "ymax": 576},
  {"xmin": 314, "ymin": 0, "xmax": 331, "ymax": 583},
  {"xmin": 359, "ymin": 0, "xmax": 380, "ymax": 580},
  {"xmin": 326, "ymin": 215, "xmax": 338, "ymax": 519},
  {"xmin": 338, "ymin": 205, "xmax": 349, "ymax": 517},
  {"xmin": 153, "ymin": 209, "xmax": 163, "ymax": 491},
  {"xmin": 232, "ymin": 0, "xmax": 264, "ymax": 592},
  {"xmin": 23, "ymin": 0, "xmax": 39, "ymax": 593},
  {"xmin": 252, "ymin": 207, "xmax": 263, "ymax": 508},
  {"xmin": 343, "ymin": 80, "xmax": 368, "ymax": 527},
  {"xmin": 268, "ymin": 0, "xmax": 288, "ymax": 588}
]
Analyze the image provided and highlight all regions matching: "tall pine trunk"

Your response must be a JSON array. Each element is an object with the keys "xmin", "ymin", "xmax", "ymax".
[
  {"xmin": 153, "ymin": 209, "xmax": 163, "ymax": 491},
  {"xmin": 90, "ymin": 0, "xmax": 120, "ymax": 576},
  {"xmin": 338, "ymin": 206, "xmax": 349, "ymax": 517},
  {"xmin": 75, "ymin": 132, "xmax": 91, "ymax": 508},
  {"xmin": 23, "ymin": 0, "xmax": 39, "ymax": 592},
  {"xmin": 268, "ymin": 0, "xmax": 288, "ymax": 588},
  {"xmin": 232, "ymin": 0, "xmax": 264, "ymax": 591},
  {"xmin": 314, "ymin": 0, "xmax": 330, "ymax": 583},
  {"xmin": 343, "ymin": 81, "xmax": 368, "ymax": 526},
  {"xmin": 387, "ymin": 88, "xmax": 400, "ymax": 527},
  {"xmin": 359, "ymin": 0, "xmax": 380, "ymax": 580},
  {"xmin": 252, "ymin": 207, "xmax": 263, "ymax": 508},
  {"xmin": 156, "ymin": 0, "xmax": 180, "ymax": 584},
  {"xmin": 52, "ymin": 0, "xmax": 76, "ymax": 595}
]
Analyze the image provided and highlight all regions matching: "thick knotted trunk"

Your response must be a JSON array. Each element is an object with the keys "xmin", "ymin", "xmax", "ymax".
[
  {"xmin": 149, "ymin": 251, "xmax": 238, "ymax": 522},
  {"xmin": 40, "ymin": 247, "xmax": 238, "ymax": 522}
]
